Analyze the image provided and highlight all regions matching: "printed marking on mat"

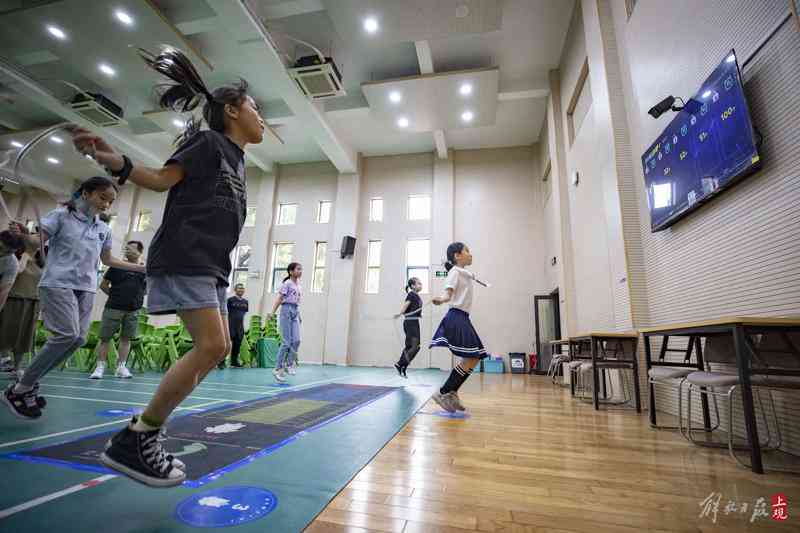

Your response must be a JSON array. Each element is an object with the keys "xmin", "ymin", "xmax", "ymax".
[{"xmin": 175, "ymin": 486, "xmax": 277, "ymax": 527}]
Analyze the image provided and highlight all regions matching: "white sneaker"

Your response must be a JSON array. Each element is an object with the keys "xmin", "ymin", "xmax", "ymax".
[
  {"xmin": 273, "ymin": 368, "xmax": 287, "ymax": 383},
  {"xmin": 115, "ymin": 365, "xmax": 132, "ymax": 379},
  {"xmin": 287, "ymin": 365, "xmax": 296, "ymax": 375},
  {"xmin": 90, "ymin": 363, "xmax": 106, "ymax": 379}
]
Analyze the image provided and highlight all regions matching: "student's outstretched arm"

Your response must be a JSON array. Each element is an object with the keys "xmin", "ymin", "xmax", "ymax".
[
  {"xmin": 432, "ymin": 288, "xmax": 454, "ymax": 306},
  {"xmin": 269, "ymin": 294, "xmax": 284, "ymax": 317},
  {"xmin": 395, "ymin": 300, "xmax": 410, "ymax": 318},
  {"xmin": 71, "ymin": 128, "xmax": 183, "ymax": 192},
  {"xmin": 101, "ymin": 249, "xmax": 145, "ymax": 273}
]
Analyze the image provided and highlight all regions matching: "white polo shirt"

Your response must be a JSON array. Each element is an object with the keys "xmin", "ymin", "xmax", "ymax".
[{"xmin": 444, "ymin": 266, "xmax": 474, "ymax": 313}]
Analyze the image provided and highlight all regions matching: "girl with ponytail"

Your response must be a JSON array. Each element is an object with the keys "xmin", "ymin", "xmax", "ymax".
[
  {"xmin": 429, "ymin": 242, "xmax": 487, "ymax": 413},
  {"xmin": 269, "ymin": 262, "xmax": 303, "ymax": 382},
  {"xmin": 393, "ymin": 277, "xmax": 424, "ymax": 378},
  {"xmin": 69, "ymin": 46, "xmax": 266, "ymax": 487},
  {"xmin": 5, "ymin": 176, "xmax": 143, "ymax": 421}
]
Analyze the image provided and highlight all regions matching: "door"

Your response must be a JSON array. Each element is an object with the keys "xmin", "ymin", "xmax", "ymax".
[{"xmin": 534, "ymin": 290, "xmax": 561, "ymax": 374}]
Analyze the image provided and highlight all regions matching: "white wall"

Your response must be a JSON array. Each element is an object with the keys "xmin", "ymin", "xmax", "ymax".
[
  {"xmin": 543, "ymin": 0, "xmax": 800, "ymax": 454},
  {"xmin": 454, "ymin": 147, "xmax": 546, "ymax": 359},
  {"xmin": 268, "ymin": 162, "xmax": 338, "ymax": 364},
  {"xmin": 349, "ymin": 153, "xmax": 434, "ymax": 367}
]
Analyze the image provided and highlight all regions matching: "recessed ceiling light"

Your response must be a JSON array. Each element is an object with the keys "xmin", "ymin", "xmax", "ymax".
[
  {"xmin": 389, "ymin": 91, "xmax": 401, "ymax": 103},
  {"xmin": 11, "ymin": 141, "xmax": 23, "ymax": 148},
  {"xmin": 701, "ymin": 90, "xmax": 711, "ymax": 98},
  {"xmin": 363, "ymin": 17, "xmax": 379, "ymax": 34},
  {"xmin": 46, "ymin": 25, "xmax": 67, "ymax": 40},
  {"xmin": 726, "ymin": 54, "xmax": 736, "ymax": 63},
  {"xmin": 173, "ymin": 119, "xmax": 185, "ymax": 128},
  {"xmin": 47, "ymin": 157, "xmax": 60, "ymax": 165},
  {"xmin": 99, "ymin": 63, "xmax": 116, "ymax": 77},
  {"xmin": 461, "ymin": 110, "xmax": 474, "ymax": 122},
  {"xmin": 397, "ymin": 117, "xmax": 409, "ymax": 128},
  {"xmin": 50, "ymin": 135, "xmax": 63, "ymax": 144},
  {"xmin": 115, "ymin": 10, "xmax": 134, "ymax": 26},
  {"xmin": 459, "ymin": 83, "xmax": 473, "ymax": 96}
]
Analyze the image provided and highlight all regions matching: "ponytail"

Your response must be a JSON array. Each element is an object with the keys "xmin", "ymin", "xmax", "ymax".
[
  {"xmin": 405, "ymin": 277, "xmax": 420, "ymax": 292},
  {"xmin": 139, "ymin": 46, "xmax": 251, "ymax": 146},
  {"xmin": 63, "ymin": 176, "xmax": 117, "ymax": 212}
]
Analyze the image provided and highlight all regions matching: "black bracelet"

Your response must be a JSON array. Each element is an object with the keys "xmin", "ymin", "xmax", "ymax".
[{"xmin": 108, "ymin": 155, "xmax": 132, "ymax": 185}]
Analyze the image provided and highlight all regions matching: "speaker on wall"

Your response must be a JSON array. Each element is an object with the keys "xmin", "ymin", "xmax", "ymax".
[{"xmin": 341, "ymin": 235, "xmax": 356, "ymax": 258}]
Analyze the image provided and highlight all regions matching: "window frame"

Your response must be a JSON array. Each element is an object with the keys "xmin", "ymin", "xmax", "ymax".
[
  {"xmin": 369, "ymin": 197, "xmax": 383, "ymax": 222},
  {"xmin": 276, "ymin": 203, "xmax": 298, "ymax": 226},
  {"xmin": 316, "ymin": 201, "xmax": 332, "ymax": 224},
  {"xmin": 312, "ymin": 241, "xmax": 327, "ymax": 293},
  {"xmin": 270, "ymin": 242, "xmax": 295, "ymax": 292},
  {"xmin": 364, "ymin": 239, "xmax": 382, "ymax": 294},
  {"xmin": 407, "ymin": 194, "xmax": 431, "ymax": 221},
  {"xmin": 405, "ymin": 238, "xmax": 431, "ymax": 294}
]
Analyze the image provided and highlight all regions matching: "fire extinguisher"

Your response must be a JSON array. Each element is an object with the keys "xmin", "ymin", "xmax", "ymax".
[{"xmin": 528, "ymin": 353, "xmax": 537, "ymax": 374}]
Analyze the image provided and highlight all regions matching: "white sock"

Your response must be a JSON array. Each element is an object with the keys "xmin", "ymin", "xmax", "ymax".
[
  {"xmin": 131, "ymin": 417, "xmax": 161, "ymax": 433},
  {"xmin": 13, "ymin": 383, "xmax": 33, "ymax": 394}
]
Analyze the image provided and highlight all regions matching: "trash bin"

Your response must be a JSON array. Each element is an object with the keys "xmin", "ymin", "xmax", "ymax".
[
  {"xmin": 509, "ymin": 352, "xmax": 527, "ymax": 374},
  {"xmin": 256, "ymin": 338, "xmax": 279, "ymax": 368}
]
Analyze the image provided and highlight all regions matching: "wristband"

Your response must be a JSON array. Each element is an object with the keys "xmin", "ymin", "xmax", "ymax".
[{"xmin": 108, "ymin": 155, "xmax": 132, "ymax": 185}]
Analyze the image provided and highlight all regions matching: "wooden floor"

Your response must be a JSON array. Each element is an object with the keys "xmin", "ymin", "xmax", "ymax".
[{"xmin": 307, "ymin": 373, "xmax": 799, "ymax": 533}]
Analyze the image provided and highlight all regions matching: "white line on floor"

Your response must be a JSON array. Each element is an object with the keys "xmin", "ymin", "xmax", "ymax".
[
  {"xmin": 42, "ymin": 394, "xmax": 220, "ymax": 412},
  {"xmin": 38, "ymin": 383, "xmax": 231, "ymax": 402},
  {"xmin": 0, "ymin": 474, "xmax": 116, "ymax": 519},
  {"xmin": 40, "ymin": 374, "xmax": 267, "ymax": 395},
  {"xmin": 0, "ymin": 400, "xmax": 230, "ymax": 449}
]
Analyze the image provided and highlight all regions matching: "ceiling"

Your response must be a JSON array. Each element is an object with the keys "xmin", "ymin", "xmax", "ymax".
[{"xmin": 0, "ymin": 0, "xmax": 574, "ymax": 192}]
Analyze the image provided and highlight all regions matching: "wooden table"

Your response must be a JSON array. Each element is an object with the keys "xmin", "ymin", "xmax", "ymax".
[
  {"xmin": 569, "ymin": 332, "xmax": 640, "ymax": 411},
  {"xmin": 639, "ymin": 316, "xmax": 800, "ymax": 474}
]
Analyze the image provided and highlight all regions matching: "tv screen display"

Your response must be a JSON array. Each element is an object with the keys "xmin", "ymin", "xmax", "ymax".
[{"xmin": 641, "ymin": 50, "xmax": 761, "ymax": 232}]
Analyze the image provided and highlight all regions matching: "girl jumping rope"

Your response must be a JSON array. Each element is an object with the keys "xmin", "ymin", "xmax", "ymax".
[
  {"xmin": 68, "ymin": 46, "xmax": 265, "ymax": 487},
  {"xmin": 394, "ymin": 277, "xmax": 423, "ymax": 378},
  {"xmin": 430, "ymin": 242, "xmax": 487, "ymax": 412},
  {"xmin": 3, "ymin": 177, "xmax": 145, "ymax": 419},
  {"xmin": 269, "ymin": 262, "xmax": 302, "ymax": 383}
]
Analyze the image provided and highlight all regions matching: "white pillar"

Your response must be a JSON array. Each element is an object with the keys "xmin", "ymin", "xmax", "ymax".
[
  {"xmin": 256, "ymin": 164, "xmax": 279, "ymax": 316},
  {"xmin": 323, "ymin": 157, "xmax": 363, "ymax": 365},
  {"xmin": 429, "ymin": 149, "xmax": 454, "ymax": 370}
]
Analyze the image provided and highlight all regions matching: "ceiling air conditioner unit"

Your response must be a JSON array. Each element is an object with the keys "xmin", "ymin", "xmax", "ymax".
[
  {"xmin": 288, "ymin": 55, "xmax": 345, "ymax": 100},
  {"xmin": 68, "ymin": 92, "xmax": 125, "ymax": 127}
]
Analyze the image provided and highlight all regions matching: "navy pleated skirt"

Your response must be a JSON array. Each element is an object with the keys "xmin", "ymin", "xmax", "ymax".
[{"xmin": 430, "ymin": 308, "xmax": 487, "ymax": 359}]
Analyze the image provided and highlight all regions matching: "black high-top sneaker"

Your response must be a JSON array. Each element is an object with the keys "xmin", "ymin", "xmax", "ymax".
[{"xmin": 100, "ymin": 420, "xmax": 186, "ymax": 487}]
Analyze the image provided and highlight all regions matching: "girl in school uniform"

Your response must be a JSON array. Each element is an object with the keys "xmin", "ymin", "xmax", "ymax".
[
  {"xmin": 394, "ymin": 277, "xmax": 423, "ymax": 378},
  {"xmin": 4, "ymin": 177, "xmax": 144, "ymax": 419},
  {"xmin": 68, "ymin": 46, "xmax": 265, "ymax": 487},
  {"xmin": 430, "ymin": 242, "xmax": 487, "ymax": 412},
  {"xmin": 269, "ymin": 262, "xmax": 303, "ymax": 382},
  {"xmin": 0, "ymin": 248, "xmax": 44, "ymax": 378}
]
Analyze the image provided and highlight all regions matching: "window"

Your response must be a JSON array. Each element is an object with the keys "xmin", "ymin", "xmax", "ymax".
[
  {"xmin": 312, "ymin": 241, "xmax": 327, "ymax": 292},
  {"xmin": 369, "ymin": 197, "xmax": 383, "ymax": 222},
  {"xmin": 107, "ymin": 214, "xmax": 118, "ymax": 232},
  {"xmin": 244, "ymin": 207, "xmax": 257, "ymax": 227},
  {"xmin": 270, "ymin": 242, "xmax": 294, "ymax": 292},
  {"xmin": 317, "ymin": 201, "xmax": 332, "ymax": 224},
  {"xmin": 408, "ymin": 195, "xmax": 431, "ymax": 220},
  {"xmin": 406, "ymin": 239, "xmax": 430, "ymax": 294},
  {"xmin": 134, "ymin": 209, "xmax": 152, "ymax": 232},
  {"xmin": 230, "ymin": 245, "xmax": 251, "ymax": 288},
  {"xmin": 652, "ymin": 183, "xmax": 673, "ymax": 209},
  {"xmin": 625, "ymin": 0, "xmax": 638, "ymax": 19},
  {"xmin": 566, "ymin": 58, "xmax": 590, "ymax": 146},
  {"xmin": 277, "ymin": 203, "xmax": 297, "ymax": 225},
  {"xmin": 365, "ymin": 240, "xmax": 382, "ymax": 294},
  {"xmin": 543, "ymin": 161, "xmax": 552, "ymax": 205}
]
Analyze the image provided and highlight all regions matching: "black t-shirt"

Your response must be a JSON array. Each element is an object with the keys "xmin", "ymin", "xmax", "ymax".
[
  {"xmin": 104, "ymin": 267, "xmax": 147, "ymax": 312},
  {"xmin": 147, "ymin": 130, "xmax": 247, "ymax": 286},
  {"xmin": 227, "ymin": 296, "xmax": 249, "ymax": 333},
  {"xmin": 404, "ymin": 292, "xmax": 422, "ymax": 319}
]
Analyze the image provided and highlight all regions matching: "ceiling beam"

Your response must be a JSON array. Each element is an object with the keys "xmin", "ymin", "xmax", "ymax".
[
  {"xmin": 498, "ymin": 89, "xmax": 549, "ymax": 101},
  {"xmin": 415, "ymin": 40, "xmax": 448, "ymax": 160},
  {"xmin": 0, "ymin": 57, "xmax": 161, "ymax": 167},
  {"xmin": 216, "ymin": 0, "xmax": 357, "ymax": 173}
]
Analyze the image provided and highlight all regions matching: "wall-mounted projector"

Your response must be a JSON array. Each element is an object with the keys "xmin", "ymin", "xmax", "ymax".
[
  {"xmin": 69, "ymin": 92, "xmax": 125, "ymax": 127},
  {"xmin": 288, "ymin": 55, "xmax": 345, "ymax": 100}
]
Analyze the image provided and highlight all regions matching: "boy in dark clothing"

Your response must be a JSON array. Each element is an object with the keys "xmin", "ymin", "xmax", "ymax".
[
  {"xmin": 90, "ymin": 241, "xmax": 146, "ymax": 379},
  {"xmin": 220, "ymin": 283, "xmax": 248, "ymax": 368}
]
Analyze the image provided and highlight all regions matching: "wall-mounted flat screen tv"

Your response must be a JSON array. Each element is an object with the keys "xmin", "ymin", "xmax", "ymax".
[{"xmin": 641, "ymin": 49, "xmax": 761, "ymax": 232}]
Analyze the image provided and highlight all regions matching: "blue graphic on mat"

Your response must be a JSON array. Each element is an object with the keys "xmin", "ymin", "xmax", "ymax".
[
  {"xmin": 96, "ymin": 407, "xmax": 140, "ymax": 417},
  {"xmin": 175, "ymin": 486, "xmax": 277, "ymax": 527}
]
